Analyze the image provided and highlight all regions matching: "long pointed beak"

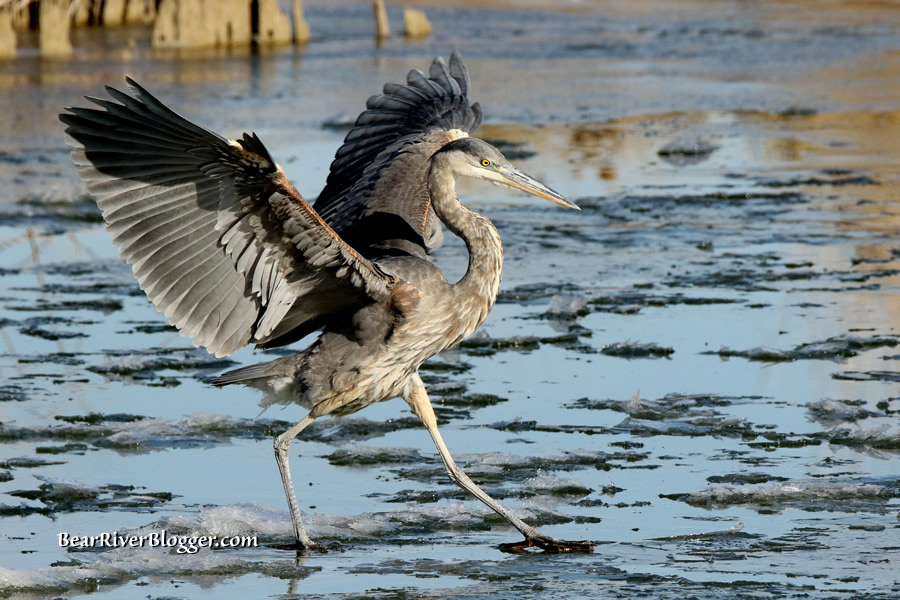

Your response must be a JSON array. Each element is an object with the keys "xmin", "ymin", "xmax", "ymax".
[{"xmin": 499, "ymin": 167, "xmax": 580, "ymax": 210}]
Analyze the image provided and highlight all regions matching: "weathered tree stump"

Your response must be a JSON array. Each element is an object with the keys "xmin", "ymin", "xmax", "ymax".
[
  {"xmin": 373, "ymin": 0, "xmax": 389, "ymax": 39},
  {"xmin": 39, "ymin": 0, "xmax": 72, "ymax": 56},
  {"xmin": 0, "ymin": 4, "xmax": 15, "ymax": 58},
  {"xmin": 403, "ymin": 8, "xmax": 430, "ymax": 38},
  {"xmin": 292, "ymin": 0, "xmax": 310, "ymax": 45}
]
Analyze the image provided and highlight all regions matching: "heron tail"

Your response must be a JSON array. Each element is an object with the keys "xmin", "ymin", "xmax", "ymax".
[{"xmin": 211, "ymin": 358, "xmax": 292, "ymax": 387}]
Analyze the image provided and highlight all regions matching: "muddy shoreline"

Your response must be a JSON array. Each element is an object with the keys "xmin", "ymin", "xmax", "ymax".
[{"xmin": 1, "ymin": 2, "xmax": 899, "ymax": 599}]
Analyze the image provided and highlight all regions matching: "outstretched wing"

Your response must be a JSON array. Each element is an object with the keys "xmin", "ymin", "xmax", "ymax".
[
  {"xmin": 314, "ymin": 51, "xmax": 482, "ymax": 259},
  {"xmin": 60, "ymin": 79, "xmax": 393, "ymax": 357}
]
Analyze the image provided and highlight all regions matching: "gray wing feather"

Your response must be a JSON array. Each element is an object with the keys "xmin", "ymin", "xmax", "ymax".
[
  {"xmin": 61, "ymin": 79, "xmax": 392, "ymax": 357},
  {"xmin": 314, "ymin": 51, "xmax": 482, "ymax": 259}
]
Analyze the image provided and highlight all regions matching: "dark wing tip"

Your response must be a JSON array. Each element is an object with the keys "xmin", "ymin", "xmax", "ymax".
[
  {"xmin": 448, "ymin": 50, "xmax": 470, "ymax": 95},
  {"xmin": 314, "ymin": 51, "xmax": 482, "ymax": 256},
  {"xmin": 238, "ymin": 131, "xmax": 276, "ymax": 167},
  {"xmin": 124, "ymin": 76, "xmax": 152, "ymax": 96}
]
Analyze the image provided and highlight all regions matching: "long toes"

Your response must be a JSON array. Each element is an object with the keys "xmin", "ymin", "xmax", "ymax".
[
  {"xmin": 497, "ymin": 539, "xmax": 533, "ymax": 554},
  {"xmin": 499, "ymin": 536, "xmax": 594, "ymax": 554},
  {"xmin": 270, "ymin": 541, "xmax": 331, "ymax": 553},
  {"xmin": 535, "ymin": 538, "xmax": 594, "ymax": 554}
]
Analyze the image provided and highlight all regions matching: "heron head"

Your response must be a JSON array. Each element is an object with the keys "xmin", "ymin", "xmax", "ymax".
[{"xmin": 434, "ymin": 137, "xmax": 579, "ymax": 209}]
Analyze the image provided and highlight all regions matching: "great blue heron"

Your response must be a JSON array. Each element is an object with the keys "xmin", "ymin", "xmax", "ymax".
[{"xmin": 59, "ymin": 52, "xmax": 592, "ymax": 553}]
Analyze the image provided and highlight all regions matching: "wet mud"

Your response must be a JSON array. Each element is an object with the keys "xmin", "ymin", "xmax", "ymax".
[{"xmin": 1, "ymin": 1, "xmax": 900, "ymax": 599}]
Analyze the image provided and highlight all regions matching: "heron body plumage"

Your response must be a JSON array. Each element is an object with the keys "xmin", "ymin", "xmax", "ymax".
[
  {"xmin": 60, "ymin": 52, "xmax": 591, "ymax": 553},
  {"xmin": 213, "ymin": 138, "xmax": 505, "ymax": 422}
]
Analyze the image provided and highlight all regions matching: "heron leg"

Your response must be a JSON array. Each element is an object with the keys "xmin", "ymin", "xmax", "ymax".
[
  {"xmin": 274, "ymin": 414, "xmax": 326, "ymax": 552},
  {"xmin": 403, "ymin": 374, "xmax": 593, "ymax": 554}
]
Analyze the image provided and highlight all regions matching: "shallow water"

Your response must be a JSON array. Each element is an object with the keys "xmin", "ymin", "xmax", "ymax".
[{"xmin": 1, "ymin": 1, "xmax": 899, "ymax": 598}]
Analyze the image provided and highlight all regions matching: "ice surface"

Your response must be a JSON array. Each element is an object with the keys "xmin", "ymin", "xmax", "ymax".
[
  {"xmin": 806, "ymin": 399, "xmax": 879, "ymax": 425},
  {"xmin": 665, "ymin": 478, "xmax": 896, "ymax": 513},
  {"xmin": 544, "ymin": 293, "xmax": 588, "ymax": 316}
]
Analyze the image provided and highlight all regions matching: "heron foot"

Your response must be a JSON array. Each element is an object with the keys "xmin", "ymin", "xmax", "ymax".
[
  {"xmin": 270, "ymin": 540, "xmax": 332, "ymax": 554},
  {"xmin": 498, "ymin": 535, "xmax": 594, "ymax": 554}
]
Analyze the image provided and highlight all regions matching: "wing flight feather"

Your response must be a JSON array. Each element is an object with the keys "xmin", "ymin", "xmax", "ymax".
[
  {"xmin": 314, "ymin": 51, "xmax": 482, "ymax": 259},
  {"xmin": 60, "ymin": 79, "xmax": 392, "ymax": 357}
]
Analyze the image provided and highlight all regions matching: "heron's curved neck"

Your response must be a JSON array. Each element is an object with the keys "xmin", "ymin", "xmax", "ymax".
[{"xmin": 427, "ymin": 160, "xmax": 503, "ymax": 319}]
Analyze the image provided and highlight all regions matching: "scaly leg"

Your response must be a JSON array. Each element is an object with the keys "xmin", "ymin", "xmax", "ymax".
[
  {"xmin": 274, "ymin": 414, "xmax": 327, "ymax": 552},
  {"xmin": 403, "ymin": 374, "xmax": 593, "ymax": 553}
]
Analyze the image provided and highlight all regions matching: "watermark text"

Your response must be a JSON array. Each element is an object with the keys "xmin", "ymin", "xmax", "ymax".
[{"xmin": 58, "ymin": 530, "xmax": 258, "ymax": 554}]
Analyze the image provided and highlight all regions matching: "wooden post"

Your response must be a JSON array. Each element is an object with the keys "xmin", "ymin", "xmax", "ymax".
[
  {"xmin": 373, "ymin": 0, "xmax": 389, "ymax": 39},
  {"xmin": 103, "ymin": 0, "xmax": 126, "ymax": 26},
  {"xmin": 403, "ymin": 8, "xmax": 430, "ymax": 38},
  {"xmin": 256, "ymin": 0, "xmax": 291, "ymax": 45},
  {"xmin": 153, "ymin": 0, "xmax": 253, "ymax": 49},
  {"xmin": 292, "ymin": 0, "xmax": 310, "ymax": 45},
  {"xmin": 0, "ymin": 4, "xmax": 15, "ymax": 58},
  {"xmin": 124, "ymin": 0, "xmax": 157, "ymax": 24},
  {"xmin": 39, "ymin": 0, "xmax": 72, "ymax": 56}
]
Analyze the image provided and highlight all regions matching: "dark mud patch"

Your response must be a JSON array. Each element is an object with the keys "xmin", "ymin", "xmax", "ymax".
[
  {"xmin": 9, "ymin": 315, "xmax": 98, "ymax": 341},
  {"xmin": 429, "ymin": 391, "xmax": 509, "ymax": 421},
  {"xmin": 295, "ymin": 417, "xmax": 428, "ymax": 444},
  {"xmin": 55, "ymin": 413, "xmax": 148, "ymax": 425},
  {"xmin": 588, "ymin": 291, "xmax": 742, "ymax": 315},
  {"xmin": 875, "ymin": 397, "xmax": 900, "ymax": 415},
  {"xmin": 657, "ymin": 137, "xmax": 719, "ymax": 166},
  {"xmin": 6, "ymin": 297, "xmax": 123, "ymax": 314},
  {"xmin": 567, "ymin": 393, "xmax": 758, "ymax": 419},
  {"xmin": 16, "ymin": 352, "xmax": 86, "ymax": 366},
  {"xmin": 419, "ymin": 358, "xmax": 473, "ymax": 375},
  {"xmin": 325, "ymin": 446, "xmax": 432, "ymax": 467},
  {"xmin": 379, "ymin": 478, "xmax": 594, "ymax": 506},
  {"xmin": 664, "ymin": 266, "xmax": 815, "ymax": 293},
  {"xmin": 458, "ymin": 330, "xmax": 592, "ymax": 356},
  {"xmin": 652, "ymin": 524, "xmax": 842, "ymax": 562},
  {"xmin": 434, "ymin": 392, "xmax": 508, "ymax": 408},
  {"xmin": 820, "ymin": 426, "xmax": 900, "ymax": 451},
  {"xmin": 19, "ymin": 325, "xmax": 89, "ymax": 340},
  {"xmin": 486, "ymin": 419, "xmax": 616, "ymax": 437},
  {"xmin": 10, "ymin": 281, "xmax": 141, "ymax": 297},
  {"xmin": 746, "ymin": 171, "xmax": 879, "ymax": 188},
  {"xmin": 35, "ymin": 442, "xmax": 92, "ymax": 456},
  {"xmin": 662, "ymin": 477, "xmax": 900, "ymax": 514},
  {"xmin": 567, "ymin": 394, "xmax": 769, "ymax": 439},
  {"xmin": 746, "ymin": 435, "xmax": 823, "ymax": 451},
  {"xmin": 0, "ymin": 457, "xmax": 67, "ymax": 469},
  {"xmin": 706, "ymin": 472, "xmax": 789, "ymax": 485},
  {"xmin": 658, "ymin": 250, "xmax": 899, "ymax": 294},
  {"xmin": 832, "ymin": 370, "xmax": 900, "ymax": 383},
  {"xmin": 5, "ymin": 477, "xmax": 174, "ymax": 516},
  {"xmin": 599, "ymin": 341, "xmax": 674, "ymax": 359},
  {"xmin": 393, "ymin": 450, "xmax": 649, "ymax": 495},
  {"xmin": 6, "ymin": 195, "xmax": 103, "ymax": 228},
  {"xmin": 0, "ymin": 413, "xmax": 420, "ymax": 452},
  {"xmin": 496, "ymin": 281, "xmax": 584, "ymax": 304},
  {"xmin": 88, "ymin": 347, "xmax": 239, "ymax": 386},
  {"xmin": 614, "ymin": 416, "xmax": 754, "ymax": 439},
  {"xmin": 576, "ymin": 190, "xmax": 807, "ymax": 217},
  {"xmin": 0, "ymin": 384, "xmax": 29, "ymax": 402},
  {"xmin": 710, "ymin": 334, "xmax": 898, "ymax": 363},
  {"xmin": 650, "ymin": 524, "xmax": 757, "ymax": 543},
  {"xmin": 806, "ymin": 399, "xmax": 882, "ymax": 426},
  {"xmin": 117, "ymin": 320, "xmax": 178, "ymax": 335}
]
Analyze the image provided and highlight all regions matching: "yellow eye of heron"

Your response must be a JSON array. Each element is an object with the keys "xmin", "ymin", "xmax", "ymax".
[{"xmin": 480, "ymin": 158, "xmax": 492, "ymax": 167}]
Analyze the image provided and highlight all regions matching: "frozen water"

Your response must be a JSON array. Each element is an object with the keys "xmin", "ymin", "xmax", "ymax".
[{"xmin": 2, "ymin": 2, "xmax": 900, "ymax": 599}]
